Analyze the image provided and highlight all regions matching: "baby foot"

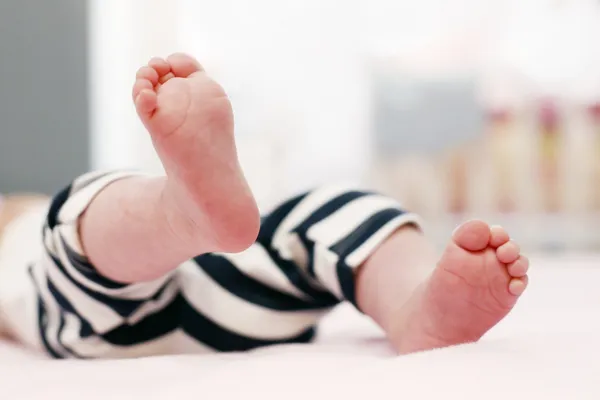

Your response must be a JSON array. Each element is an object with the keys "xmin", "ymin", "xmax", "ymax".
[
  {"xmin": 391, "ymin": 220, "xmax": 528, "ymax": 353},
  {"xmin": 132, "ymin": 53, "xmax": 259, "ymax": 252}
]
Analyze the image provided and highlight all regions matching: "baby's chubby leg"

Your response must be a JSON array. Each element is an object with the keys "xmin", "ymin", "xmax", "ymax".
[{"xmin": 81, "ymin": 54, "xmax": 260, "ymax": 283}]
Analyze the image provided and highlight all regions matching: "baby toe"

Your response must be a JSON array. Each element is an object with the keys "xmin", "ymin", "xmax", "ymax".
[
  {"xmin": 489, "ymin": 225, "xmax": 510, "ymax": 248},
  {"xmin": 148, "ymin": 57, "xmax": 171, "ymax": 77},
  {"xmin": 452, "ymin": 220, "xmax": 491, "ymax": 252},
  {"xmin": 134, "ymin": 88, "xmax": 157, "ymax": 117},
  {"xmin": 508, "ymin": 276, "xmax": 528, "ymax": 296},
  {"xmin": 166, "ymin": 53, "xmax": 204, "ymax": 77},
  {"xmin": 136, "ymin": 66, "xmax": 160, "ymax": 86},
  {"xmin": 132, "ymin": 79, "xmax": 154, "ymax": 102},
  {"xmin": 496, "ymin": 241, "xmax": 520, "ymax": 264},
  {"xmin": 158, "ymin": 72, "xmax": 175, "ymax": 85},
  {"xmin": 507, "ymin": 255, "xmax": 529, "ymax": 277}
]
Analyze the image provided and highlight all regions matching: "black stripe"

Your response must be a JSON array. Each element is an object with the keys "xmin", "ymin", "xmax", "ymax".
[
  {"xmin": 330, "ymin": 208, "xmax": 407, "ymax": 256},
  {"xmin": 54, "ymin": 310, "xmax": 86, "ymax": 359},
  {"xmin": 258, "ymin": 191, "xmax": 309, "ymax": 241},
  {"xmin": 36, "ymin": 298, "xmax": 63, "ymax": 359},
  {"xmin": 193, "ymin": 254, "xmax": 327, "ymax": 311},
  {"xmin": 45, "ymin": 279, "xmax": 94, "ymax": 358},
  {"xmin": 28, "ymin": 265, "xmax": 75, "ymax": 358},
  {"xmin": 101, "ymin": 296, "xmax": 180, "ymax": 345},
  {"xmin": 336, "ymin": 264, "xmax": 357, "ymax": 308},
  {"xmin": 62, "ymin": 239, "xmax": 128, "ymax": 289},
  {"xmin": 46, "ymin": 278, "xmax": 95, "ymax": 339},
  {"xmin": 292, "ymin": 191, "xmax": 372, "ymax": 277},
  {"xmin": 47, "ymin": 252, "xmax": 144, "ymax": 317},
  {"xmin": 46, "ymin": 184, "xmax": 72, "ymax": 229},
  {"xmin": 102, "ymin": 294, "xmax": 317, "ymax": 351},
  {"xmin": 332, "ymin": 208, "xmax": 407, "ymax": 307},
  {"xmin": 256, "ymin": 247, "xmax": 339, "ymax": 307},
  {"xmin": 257, "ymin": 191, "xmax": 339, "ymax": 305},
  {"xmin": 179, "ymin": 295, "xmax": 316, "ymax": 352},
  {"xmin": 292, "ymin": 191, "xmax": 372, "ymax": 237}
]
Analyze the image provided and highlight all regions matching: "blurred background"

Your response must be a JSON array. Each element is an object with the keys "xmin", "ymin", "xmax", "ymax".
[{"xmin": 1, "ymin": 0, "xmax": 599, "ymax": 251}]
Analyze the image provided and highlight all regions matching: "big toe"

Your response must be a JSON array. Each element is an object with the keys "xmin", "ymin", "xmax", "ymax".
[
  {"xmin": 452, "ymin": 220, "xmax": 491, "ymax": 252},
  {"xmin": 166, "ymin": 53, "xmax": 204, "ymax": 78}
]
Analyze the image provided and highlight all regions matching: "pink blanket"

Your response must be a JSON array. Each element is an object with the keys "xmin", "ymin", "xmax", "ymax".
[{"xmin": 1, "ymin": 257, "xmax": 600, "ymax": 399}]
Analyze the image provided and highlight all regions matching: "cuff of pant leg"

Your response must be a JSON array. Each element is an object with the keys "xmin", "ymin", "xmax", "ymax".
[
  {"xmin": 45, "ymin": 170, "xmax": 151, "ymax": 289},
  {"xmin": 334, "ymin": 211, "xmax": 423, "ymax": 311}
]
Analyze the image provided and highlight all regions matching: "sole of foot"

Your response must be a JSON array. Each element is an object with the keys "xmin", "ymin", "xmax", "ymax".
[
  {"xmin": 132, "ymin": 53, "xmax": 260, "ymax": 252},
  {"xmin": 392, "ymin": 220, "xmax": 529, "ymax": 354}
]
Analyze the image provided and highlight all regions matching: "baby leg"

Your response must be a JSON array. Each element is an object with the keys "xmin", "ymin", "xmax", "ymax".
[
  {"xmin": 197, "ymin": 186, "xmax": 530, "ymax": 355},
  {"xmin": 0, "ymin": 174, "xmax": 188, "ymax": 357}
]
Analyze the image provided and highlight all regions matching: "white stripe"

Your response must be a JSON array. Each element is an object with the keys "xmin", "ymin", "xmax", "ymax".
[
  {"xmin": 44, "ymin": 241, "xmax": 123, "ymax": 333},
  {"xmin": 71, "ymin": 170, "xmax": 150, "ymax": 193},
  {"xmin": 306, "ymin": 195, "xmax": 402, "ymax": 248},
  {"xmin": 55, "ymin": 224, "xmax": 172, "ymax": 300},
  {"xmin": 66, "ymin": 334, "xmax": 124, "ymax": 358},
  {"xmin": 58, "ymin": 171, "xmax": 141, "ymax": 225},
  {"xmin": 345, "ymin": 213, "xmax": 422, "ymax": 268},
  {"xmin": 71, "ymin": 170, "xmax": 115, "ymax": 192},
  {"xmin": 312, "ymin": 245, "xmax": 344, "ymax": 299},
  {"xmin": 106, "ymin": 276, "xmax": 174, "ymax": 300},
  {"xmin": 282, "ymin": 234, "xmax": 309, "ymax": 270},
  {"xmin": 59, "ymin": 312, "xmax": 87, "ymax": 355},
  {"xmin": 283, "ymin": 233, "xmax": 328, "ymax": 291},
  {"xmin": 61, "ymin": 329, "xmax": 134, "ymax": 359},
  {"xmin": 271, "ymin": 185, "xmax": 359, "ymax": 257},
  {"xmin": 126, "ymin": 280, "xmax": 179, "ymax": 325},
  {"xmin": 267, "ymin": 231, "xmax": 327, "ymax": 291},
  {"xmin": 219, "ymin": 244, "xmax": 311, "ymax": 300},
  {"xmin": 43, "ymin": 225, "xmax": 58, "ymax": 256},
  {"xmin": 178, "ymin": 261, "xmax": 326, "ymax": 340},
  {"xmin": 63, "ymin": 328, "xmax": 214, "ymax": 359}
]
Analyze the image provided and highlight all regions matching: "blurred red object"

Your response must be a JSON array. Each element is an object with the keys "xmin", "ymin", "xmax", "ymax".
[
  {"xmin": 589, "ymin": 103, "xmax": 600, "ymax": 121},
  {"xmin": 539, "ymin": 99, "xmax": 558, "ymax": 131}
]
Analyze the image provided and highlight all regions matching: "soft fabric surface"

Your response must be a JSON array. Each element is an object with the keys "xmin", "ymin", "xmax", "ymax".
[{"xmin": 1, "ymin": 255, "xmax": 600, "ymax": 399}]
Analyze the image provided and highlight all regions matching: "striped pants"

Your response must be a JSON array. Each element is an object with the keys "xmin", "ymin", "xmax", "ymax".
[{"xmin": 0, "ymin": 171, "xmax": 420, "ymax": 358}]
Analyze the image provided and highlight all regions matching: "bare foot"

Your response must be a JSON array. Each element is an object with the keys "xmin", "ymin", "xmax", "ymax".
[
  {"xmin": 132, "ymin": 53, "xmax": 259, "ymax": 252},
  {"xmin": 390, "ymin": 220, "xmax": 529, "ymax": 353}
]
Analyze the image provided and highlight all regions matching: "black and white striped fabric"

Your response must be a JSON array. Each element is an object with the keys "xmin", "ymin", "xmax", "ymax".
[{"xmin": 20, "ymin": 171, "xmax": 420, "ymax": 358}]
